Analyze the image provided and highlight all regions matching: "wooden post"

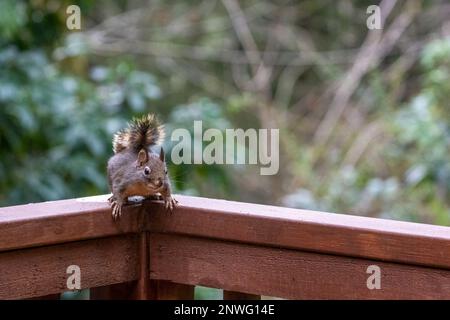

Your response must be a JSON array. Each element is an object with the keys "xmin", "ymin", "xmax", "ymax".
[
  {"xmin": 135, "ymin": 230, "xmax": 150, "ymax": 299},
  {"xmin": 91, "ymin": 231, "xmax": 149, "ymax": 300}
]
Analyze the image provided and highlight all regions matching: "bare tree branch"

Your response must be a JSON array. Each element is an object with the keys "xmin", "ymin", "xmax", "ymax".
[{"xmin": 313, "ymin": 0, "xmax": 418, "ymax": 147}]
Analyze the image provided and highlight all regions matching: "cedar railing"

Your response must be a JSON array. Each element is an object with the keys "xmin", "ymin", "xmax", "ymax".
[{"xmin": 0, "ymin": 194, "xmax": 449, "ymax": 299}]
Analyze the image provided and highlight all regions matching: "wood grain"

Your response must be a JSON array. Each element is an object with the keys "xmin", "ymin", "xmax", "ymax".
[
  {"xmin": 1, "ymin": 194, "xmax": 450, "ymax": 300},
  {"xmin": 1, "ymin": 195, "xmax": 449, "ymax": 270},
  {"xmin": 90, "ymin": 233, "xmax": 149, "ymax": 300},
  {"xmin": 0, "ymin": 195, "xmax": 147, "ymax": 252},
  {"xmin": 0, "ymin": 235, "xmax": 139, "ymax": 299},
  {"xmin": 148, "ymin": 196, "xmax": 450, "ymax": 270},
  {"xmin": 149, "ymin": 233, "xmax": 450, "ymax": 300}
]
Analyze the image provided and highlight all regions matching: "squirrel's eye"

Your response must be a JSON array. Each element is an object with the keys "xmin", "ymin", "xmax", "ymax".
[
  {"xmin": 144, "ymin": 167, "xmax": 151, "ymax": 176},
  {"xmin": 164, "ymin": 169, "xmax": 168, "ymax": 175}
]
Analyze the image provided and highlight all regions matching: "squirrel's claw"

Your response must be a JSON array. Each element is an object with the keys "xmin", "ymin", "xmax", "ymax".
[
  {"xmin": 108, "ymin": 195, "xmax": 114, "ymax": 203},
  {"xmin": 164, "ymin": 196, "xmax": 178, "ymax": 212},
  {"xmin": 110, "ymin": 200, "xmax": 122, "ymax": 221}
]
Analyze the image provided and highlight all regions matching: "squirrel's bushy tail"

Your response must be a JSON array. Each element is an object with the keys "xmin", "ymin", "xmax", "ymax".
[{"xmin": 113, "ymin": 113, "xmax": 165, "ymax": 153}]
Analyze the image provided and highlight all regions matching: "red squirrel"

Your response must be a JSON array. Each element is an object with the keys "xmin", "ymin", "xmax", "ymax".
[{"xmin": 107, "ymin": 113, "xmax": 177, "ymax": 220}]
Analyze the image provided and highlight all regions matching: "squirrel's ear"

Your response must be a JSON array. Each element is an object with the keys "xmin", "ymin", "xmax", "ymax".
[
  {"xmin": 159, "ymin": 147, "xmax": 165, "ymax": 162},
  {"xmin": 137, "ymin": 149, "xmax": 148, "ymax": 166}
]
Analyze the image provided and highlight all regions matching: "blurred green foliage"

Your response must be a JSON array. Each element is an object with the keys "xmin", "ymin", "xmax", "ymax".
[
  {"xmin": 0, "ymin": 0, "xmax": 241, "ymax": 206},
  {"xmin": 0, "ymin": 0, "xmax": 449, "ymax": 229},
  {"xmin": 195, "ymin": 286, "xmax": 223, "ymax": 300},
  {"xmin": 284, "ymin": 38, "xmax": 450, "ymax": 225},
  {"xmin": 0, "ymin": 43, "xmax": 163, "ymax": 203}
]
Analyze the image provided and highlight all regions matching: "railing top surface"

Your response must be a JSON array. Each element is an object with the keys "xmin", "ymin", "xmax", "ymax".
[{"xmin": 1, "ymin": 194, "xmax": 449, "ymax": 269}]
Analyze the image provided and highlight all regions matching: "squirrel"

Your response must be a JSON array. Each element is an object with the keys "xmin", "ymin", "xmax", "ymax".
[{"xmin": 107, "ymin": 113, "xmax": 178, "ymax": 220}]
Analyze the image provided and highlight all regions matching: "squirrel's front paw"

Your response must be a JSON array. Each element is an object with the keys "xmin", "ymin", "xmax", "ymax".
[
  {"xmin": 110, "ymin": 200, "xmax": 123, "ymax": 220},
  {"xmin": 164, "ymin": 196, "xmax": 178, "ymax": 212}
]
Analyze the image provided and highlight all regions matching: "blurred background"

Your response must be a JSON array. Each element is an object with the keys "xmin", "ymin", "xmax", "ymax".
[{"xmin": 1, "ymin": 0, "xmax": 450, "ymax": 228}]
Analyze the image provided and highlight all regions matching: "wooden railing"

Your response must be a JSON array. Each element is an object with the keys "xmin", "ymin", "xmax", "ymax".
[{"xmin": 0, "ymin": 194, "xmax": 449, "ymax": 299}]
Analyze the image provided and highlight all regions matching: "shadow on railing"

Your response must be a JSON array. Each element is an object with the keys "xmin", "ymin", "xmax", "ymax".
[{"xmin": 0, "ymin": 194, "xmax": 449, "ymax": 300}]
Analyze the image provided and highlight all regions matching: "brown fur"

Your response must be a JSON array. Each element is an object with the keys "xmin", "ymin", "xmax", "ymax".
[
  {"xmin": 113, "ymin": 113, "xmax": 165, "ymax": 154},
  {"xmin": 107, "ymin": 113, "xmax": 177, "ymax": 220}
]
